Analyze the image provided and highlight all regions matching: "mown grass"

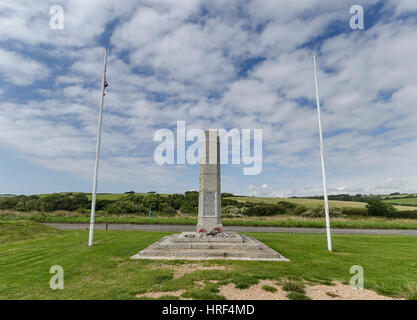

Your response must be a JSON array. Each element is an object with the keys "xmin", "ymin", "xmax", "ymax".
[
  {"xmin": 0, "ymin": 221, "xmax": 416, "ymax": 300},
  {"xmin": 2, "ymin": 210, "xmax": 417, "ymax": 229},
  {"xmin": 0, "ymin": 220, "xmax": 58, "ymax": 242}
]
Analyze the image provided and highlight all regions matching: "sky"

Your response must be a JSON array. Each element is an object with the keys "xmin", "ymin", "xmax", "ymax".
[{"xmin": 1, "ymin": 0, "xmax": 417, "ymax": 197}]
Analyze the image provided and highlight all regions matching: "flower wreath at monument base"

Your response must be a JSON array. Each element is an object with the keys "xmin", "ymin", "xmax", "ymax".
[{"xmin": 197, "ymin": 227, "xmax": 223, "ymax": 237}]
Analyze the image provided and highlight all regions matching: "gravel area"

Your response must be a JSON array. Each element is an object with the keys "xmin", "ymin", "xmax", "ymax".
[
  {"xmin": 219, "ymin": 280, "xmax": 289, "ymax": 300},
  {"xmin": 305, "ymin": 281, "xmax": 399, "ymax": 300}
]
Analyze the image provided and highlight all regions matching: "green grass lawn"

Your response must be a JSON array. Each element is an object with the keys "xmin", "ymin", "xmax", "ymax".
[{"xmin": 0, "ymin": 221, "xmax": 416, "ymax": 300}]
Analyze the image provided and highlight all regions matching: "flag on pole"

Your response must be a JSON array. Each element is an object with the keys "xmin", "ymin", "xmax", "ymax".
[
  {"xmin": 312, "ymin": 53, "xmax": 332, "ymax": 252},
  {"xmin": 88, "ymin": 48, "xmax": 108, "ymax": 247},
  {"xmin": 103, "ymin": 72, "xmax": 109, "ymax": 95}
]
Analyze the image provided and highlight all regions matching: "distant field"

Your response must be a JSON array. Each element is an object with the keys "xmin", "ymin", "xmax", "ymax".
[
  {"xmin": 382, "ymin": 194, "xmax": 417, "ymax": 199},
  {"xmin": 383, "ymin": 198, "xmax": 417, "ymax": 206},
  {"xmin": 86, "ymin": 193, "xmax": 144, "ymax": 201},
  {"xmin": 229, "ymin": 196, "xmax": 417, "ymax": 212}
]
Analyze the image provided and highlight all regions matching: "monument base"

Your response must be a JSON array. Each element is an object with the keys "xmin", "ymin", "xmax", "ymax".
[{"xmin": 130, "ymin": 232, "xmax": 289, "ymax": 261}]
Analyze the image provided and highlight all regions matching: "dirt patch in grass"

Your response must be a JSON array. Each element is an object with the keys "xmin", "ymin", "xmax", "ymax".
[
  {"xmin": 150, "ymin": 263, "xmax": 229, "ymax": 279},
  {"xmin": 136, "ymin": 289, "xmax": 186, "ymax": 299},
  {"xmin": 304, "ymin": 281, "xmax": 401, "ymax": 300},
  {"xmin": 219, "ymin": 280, "xmax": 289, "ymax": 300},
  {"xmin": 217, "ymin": 280, "xmax": 401, "ymax": 300},
  {"xmin": 194, "ymin": 280, "xmax": 206, "ymax": 288},
  {"xmin": 173, "ymin": 264, "xmax": 229, "ymax": 279}
]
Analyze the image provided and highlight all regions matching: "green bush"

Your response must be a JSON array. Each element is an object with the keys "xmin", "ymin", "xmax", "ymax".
[
  {"xmin": 166, "ymin": 194, "xmax": 185, "ymax": 210},
  {"xmin": 278, "ymin": 201, "xmax": 297, "ymax": 210},
  {"xmin": 390, "ymin": 210, "xmax": 417, "ymax": 219},
  {"xmin": 106, "ymin": 200, "xmax": 146, "ymax": 215},
  {"xmin": 341, "ymin": 207, "xmax": 369, "ymax": 216},
  {"xmin": 291, "ymin": 205, "xmax": 308, "ymax": 216},
  {"xmin": 159, "ymin": 203, "xmax": 176, "ymax": 215},
  {"xmin": 301, "ymin": 206, "xmax": 345, "ymax": 218},
  {"xmin": 180, "ymin": 191, "xmax": 198, "ymax": 214},
  {"xmin": 241, "ymin": 204, "xmax": 287, "ymax": 216},
  {"xmin": 222, "ymin": 198, "xmax": 240, "ymax": 206},
  {"xmin": 222, "ymin": 206, "xmax": 243, "ymax": 217},
  {"xmin": 366, "ymin": 199, "xmax": 397, "ymax": 217},
  {"xmin": 95, "ymin": 199, "xmax": 113, "ymax": 211},
  {"xmin": 14, "ymin": 198, "xmax": 39, "ymax": 212},
  {"xmin": 73, "ymin": 193, "xmax": 89, "ymax": 208},
  {"xmin": 38, "ymin": 194, "xmax": 78, "ymax": 212},
  {"xmin": 0, "ymin": 196, "xmax": 20, "ymax": 210}
]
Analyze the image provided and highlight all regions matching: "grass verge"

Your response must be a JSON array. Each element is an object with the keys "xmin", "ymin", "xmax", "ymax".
[{"xmin": 2, "ymin": 211, "xmax": 417, "ymax": 229}]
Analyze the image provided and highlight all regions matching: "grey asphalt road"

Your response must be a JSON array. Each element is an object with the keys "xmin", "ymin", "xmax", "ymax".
[{"xmin": 44, "ymin": 223, "xmax": 417, "ymax": 236}]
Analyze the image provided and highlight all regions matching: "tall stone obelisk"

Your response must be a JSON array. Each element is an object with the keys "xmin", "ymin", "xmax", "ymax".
[{"xmin": 197, "ymin": 129, "xmax": 222, "ymax": 232}]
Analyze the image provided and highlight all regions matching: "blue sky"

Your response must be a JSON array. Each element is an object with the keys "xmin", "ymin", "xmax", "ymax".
[{"xmin": 1, "ymin": 0, "xmax": 417, "ymax": 196}]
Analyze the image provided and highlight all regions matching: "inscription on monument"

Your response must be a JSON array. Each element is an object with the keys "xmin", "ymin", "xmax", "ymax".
[{"xmin": 202, "ymin": 192, "xmax": 216, "ymax": 216}]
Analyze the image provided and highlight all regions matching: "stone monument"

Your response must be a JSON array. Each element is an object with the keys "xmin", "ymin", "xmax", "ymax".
[
  {"xmin": 197, "ymin": 129, "xmax": 222, "ymax": 233},
  {"xmin": 131, "ymin": 129, "xmax": 288, "ymax": 261}
]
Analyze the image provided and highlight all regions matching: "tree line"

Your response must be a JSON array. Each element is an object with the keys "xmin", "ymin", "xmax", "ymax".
[
  {"xmin": 290, "ymin": 194, "xmax": 382, "ymax": 202},
  {"xmin": 0, "ymin": 192, "xmax": 416, "ymax": 219}
]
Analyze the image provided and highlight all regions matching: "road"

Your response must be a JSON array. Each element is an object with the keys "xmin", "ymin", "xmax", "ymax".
[{"xmin": 44, "ymin": 223, "xmax": 417, "ymax": 236}]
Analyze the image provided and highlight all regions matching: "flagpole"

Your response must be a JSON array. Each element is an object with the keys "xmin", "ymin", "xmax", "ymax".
[
  {"xmin": 88, "ymin": 48, "xmax": 108, "ymax": 246},
  {"xmin": 313, "ymin": 53, "xmax": 332, "ymax": 252}
]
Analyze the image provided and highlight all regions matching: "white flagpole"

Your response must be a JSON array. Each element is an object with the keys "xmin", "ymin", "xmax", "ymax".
[
  {"xmin": 312, "ymin": 53, "xmax": 332, "ymax": 252},
  {"xmin": 88, "ymin": 48, "xmax": 108, "ymax": 246}
]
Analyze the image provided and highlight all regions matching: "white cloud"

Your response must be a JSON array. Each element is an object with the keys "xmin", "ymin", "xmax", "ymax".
[
  {"xmin": 248, "ymin": 184, "xmax": 281, "ymax": 197},
  {"xmin": 1, "ymin": 0, "xmax": 417, "ymax": 195},
  {"xmin": 0, "ymin": 48, "xmax": 49, "ymax": 85},
  {"xmin": 0, "ymin": 0, "xmax": 136, "ymax": 47}
]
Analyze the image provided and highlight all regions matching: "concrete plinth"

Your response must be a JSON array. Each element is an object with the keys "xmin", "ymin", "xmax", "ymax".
[{"xmin": 130, "ymin": 232, "xmax": 288, "ymax": 261}]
